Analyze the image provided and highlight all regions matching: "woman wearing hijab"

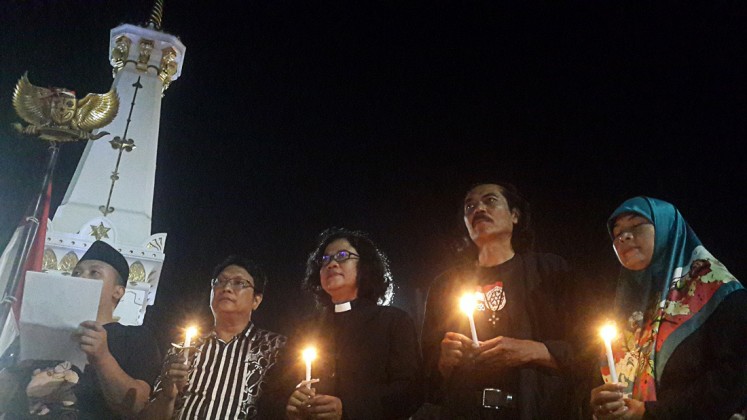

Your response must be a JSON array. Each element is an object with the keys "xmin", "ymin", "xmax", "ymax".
[
  {"xmin": 591, "ymin": 197, "xmax": 747, "ymax": 419},
  {"xmin": 282, "ymin": 228, "xmax": 422, "ymax": 419}
]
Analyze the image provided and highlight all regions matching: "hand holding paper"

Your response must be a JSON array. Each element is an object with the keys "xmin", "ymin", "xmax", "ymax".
[
  {"xmin": 20, "ymin": 272, "xmax": 103, "ymax": 370},
  {"xmin": 73, "ymin": 321, "xmax": 111, "ymax": 364}
]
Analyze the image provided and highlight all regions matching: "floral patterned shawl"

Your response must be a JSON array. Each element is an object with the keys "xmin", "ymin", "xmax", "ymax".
[{"xmin": 602, "ymin": 196, "xmax": 743, "ymax": 400}]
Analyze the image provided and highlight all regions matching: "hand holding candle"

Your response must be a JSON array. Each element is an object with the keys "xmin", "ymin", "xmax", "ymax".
[
  {"xmin": 183, "ymin": 326, "xmax": 198, "ymax": 365},
  {"xmin": 600, "ymin": 324, "xmax": 618, "ymax": 383},
  {"xmin": 459, "ymin": 293, "xmax": 480, "ymax": 348},
  {"xmin": 302, "ymin": 347, "xmax": 317, "ymax": 389}
]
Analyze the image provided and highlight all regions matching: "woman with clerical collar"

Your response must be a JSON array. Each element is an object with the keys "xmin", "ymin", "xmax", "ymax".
[{"xmin": 283, "ymin": 228, "xmax": 423, "ymax": 419}]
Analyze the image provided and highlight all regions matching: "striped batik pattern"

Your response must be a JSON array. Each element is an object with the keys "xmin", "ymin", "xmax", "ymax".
[{"xmin": 152, "ymin": 323, "xmax": 286, "ymax": 419}]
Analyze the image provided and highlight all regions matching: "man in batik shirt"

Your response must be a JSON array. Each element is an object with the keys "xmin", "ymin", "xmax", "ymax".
[{"xmin": 142, "ymin": 256, "xmax": 286, "ymax": 419}]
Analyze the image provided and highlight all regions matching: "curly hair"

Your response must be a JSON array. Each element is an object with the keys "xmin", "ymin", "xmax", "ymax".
[
  {"xmin": 302, "ymin": 227, "xmax": 394, "ymax": 307},
  {"xmin": 457, "ymin": 182, "xmax": 534, "ymax": 256}
]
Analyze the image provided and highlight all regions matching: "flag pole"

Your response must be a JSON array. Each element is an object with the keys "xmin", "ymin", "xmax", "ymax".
[
  {"xmin": 0, "ymin": 72, "xmax": 119, "ymax": 350},
  {"xmin": 0, "ymin": 142, "xmax": 59, "ymax": 337}
]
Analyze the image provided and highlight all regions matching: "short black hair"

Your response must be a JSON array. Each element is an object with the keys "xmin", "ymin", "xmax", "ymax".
[
  {"xmin": 302, "ymin": 227, "xmax": 394, "ymax": 307},
  {"xmin": 458, "ymin": 182, "xmax": 534, "ymax": 255},
  {"xmin": 212, "ymin": 255, "xmax": 268, "ymax": 295}
]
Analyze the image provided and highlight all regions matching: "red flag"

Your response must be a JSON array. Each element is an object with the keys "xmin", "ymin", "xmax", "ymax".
[{"xmin": 11, "ymin": 181, "xmax": 52, "ymax": 322}]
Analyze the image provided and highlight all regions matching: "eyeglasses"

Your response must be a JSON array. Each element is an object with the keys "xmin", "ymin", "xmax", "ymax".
[
  {"xmin": 317, "ymin": 250, "xmax": 360, "ymax": 267},
  {"xmin": 612, "ymin": 222, "xmax": 653, "ymax": 243},
  {"xmin": 211, "ymin": 277, "xmax": 255, "ymax": 290}
]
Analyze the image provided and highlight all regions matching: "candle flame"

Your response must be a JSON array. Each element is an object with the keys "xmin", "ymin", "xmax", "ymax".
[
  {"xmin": 459, "ymin": 293, "xmax": 477, "ymax": 315},
  {"xmin": 186, "ymin": 326, "xmax": 198, "ymax": 338},
  {"xmin": 302, "ymin": 347, "xmax": 317, "ymax": 363},
  {"xmin": 600, "ymin": 324, "xmax": 617, "ymax": 341}
]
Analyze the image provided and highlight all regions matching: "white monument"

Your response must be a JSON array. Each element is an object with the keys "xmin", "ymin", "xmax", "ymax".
[{"xmin": 43, "ymin": 2, "xmax": 186, "ymax": 325}]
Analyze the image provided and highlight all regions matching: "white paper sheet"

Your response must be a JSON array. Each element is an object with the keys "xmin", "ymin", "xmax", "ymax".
[{"xmin": 19, "ymin": 271, "xmax": 102, "ymax": 370}]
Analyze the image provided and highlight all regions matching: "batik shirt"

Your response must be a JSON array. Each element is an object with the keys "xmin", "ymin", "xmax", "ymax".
[{"xmin": 152, "ymin": 323, "xmax": 286, "ymax": 419}]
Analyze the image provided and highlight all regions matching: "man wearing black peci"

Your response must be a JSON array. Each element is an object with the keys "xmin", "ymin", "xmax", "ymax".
[
  {"xmin": 0, "ymin": 240, "xmax": 161, "ymax": 418},
  {"xmin": 70, "ymin": 240, "xmax": 162, "ymax": 418}
]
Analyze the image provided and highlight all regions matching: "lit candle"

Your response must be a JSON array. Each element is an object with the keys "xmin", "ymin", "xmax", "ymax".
[
  {"xmin": 459, "ymin": 293, "xmax": 480, "ymax": 347},
  {"xmin": 302, "ymin": 347, "xmax": 317, "ymax": 389},
  {"xmin": 183, "ymin": 326, "xmax": 198, "ymax": 365},
  {"xmin": 600, "ymin": 324, "xmax": 618, "ymax": 383}
]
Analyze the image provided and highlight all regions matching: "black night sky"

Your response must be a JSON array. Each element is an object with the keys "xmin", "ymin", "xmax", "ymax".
[{"xmin": 0, "ymin": 1, "xmax": 745, "ymax": 349}]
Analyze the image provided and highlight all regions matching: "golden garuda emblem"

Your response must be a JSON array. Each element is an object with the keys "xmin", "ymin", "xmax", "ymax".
[{"xmin": 12, "ymin": 73, "xmax": 119, "ymax": 142}]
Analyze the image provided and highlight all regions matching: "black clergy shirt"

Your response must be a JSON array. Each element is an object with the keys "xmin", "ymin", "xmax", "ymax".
[{"xmin": 264, "ymin": 298, "xmax": 423, "ymax": 419}]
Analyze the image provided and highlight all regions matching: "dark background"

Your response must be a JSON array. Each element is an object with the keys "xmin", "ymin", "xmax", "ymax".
[{"xmin": 1, "ymin": 1, "xmax": 745, "ymax": 350}]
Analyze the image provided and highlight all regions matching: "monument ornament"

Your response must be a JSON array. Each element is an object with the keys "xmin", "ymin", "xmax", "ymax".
[
  {"xmin": 12, "ymin": 73, "xmax": 120, "ymax": 143},
  {"xmin": 0, "ymin": 74, "xmax": 121, "ymax": 336}
]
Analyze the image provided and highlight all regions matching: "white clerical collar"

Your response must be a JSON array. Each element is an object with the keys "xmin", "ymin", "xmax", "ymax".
[{"xmin": 334, "ymin": 301, "xmax": 352, "ymax": 313}]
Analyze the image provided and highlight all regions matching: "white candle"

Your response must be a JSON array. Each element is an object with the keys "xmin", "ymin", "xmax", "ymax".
[
  {"xmin": 302, "ymin": 347, "xmax": 317, "ymax": 389},
  {"xmin": 467, "ymin": 312, "xmax": 478, "ymax": 347},
  {"xmin": 459, "ymin": 293, "xmax": 480, "ymax": 348},
  {"xmin": 183, "ymin": 327, "xmax": 197, "ymax": 365},
  {"xmin": 600, "ymin": 324, "xmax": 618, "ymax": 383}
]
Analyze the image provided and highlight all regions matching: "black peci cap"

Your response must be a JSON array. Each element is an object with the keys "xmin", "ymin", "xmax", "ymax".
[{"xmin": 79, "ymin": 241, "xmax": 130, "ymax": 283}]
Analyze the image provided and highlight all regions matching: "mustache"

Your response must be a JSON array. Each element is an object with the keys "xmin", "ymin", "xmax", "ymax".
[{"xmin": 471, "ymin": 213, "xmax": 493, "ymax": 227}]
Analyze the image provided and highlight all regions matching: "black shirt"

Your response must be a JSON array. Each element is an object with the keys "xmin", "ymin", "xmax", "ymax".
[
  {"xmin": 642, "ymin": 289, "xmax": 747, "ymax": 419},
  {"xmin": 421, "ymin": 253, "xmax": 576, "ymax": 419},
  {"xmin": 264, "ymin": 299, "xmax": 423, "ymax": 419},
  {"xmin": 76, "ymin": 322, "xmax": 161, "ymax": 419}
]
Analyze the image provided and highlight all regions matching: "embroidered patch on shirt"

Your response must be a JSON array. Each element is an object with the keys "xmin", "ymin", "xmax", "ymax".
[{"xmin": 477, "ymin": 281, "xmax": 506, "ymax": 312}]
